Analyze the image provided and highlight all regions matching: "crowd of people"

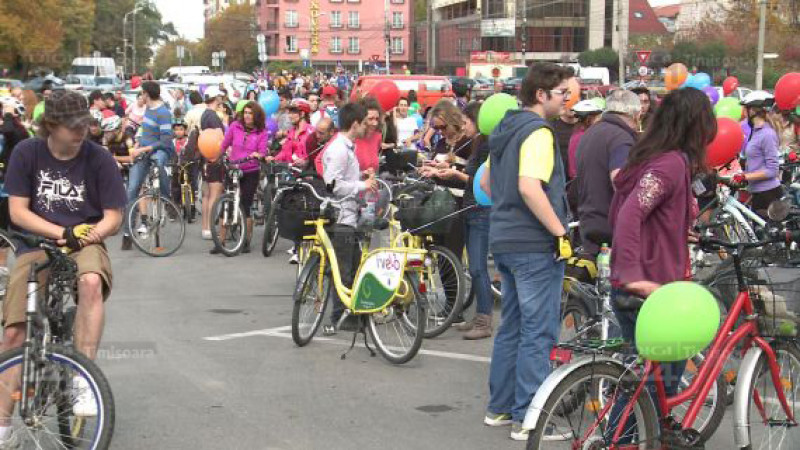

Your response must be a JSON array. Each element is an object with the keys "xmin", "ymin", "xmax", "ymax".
[{"xmin": 0, "ymin": 62, "xmax": 799, "ymax": 446}]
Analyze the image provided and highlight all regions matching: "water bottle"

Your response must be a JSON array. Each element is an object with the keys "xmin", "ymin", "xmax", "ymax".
[
  {"xmin": 597, "ymin": 244, "xmax": 612, "ymax": 295},
  {"xmin": 361, "ymin": 190, "xmax": 378, "ymax": 228}
]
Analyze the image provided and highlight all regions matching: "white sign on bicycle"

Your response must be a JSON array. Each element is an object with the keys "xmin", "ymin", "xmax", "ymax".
[{"xmin": 352, "ymin": 251, "xmax": 406, "ymax": 311}]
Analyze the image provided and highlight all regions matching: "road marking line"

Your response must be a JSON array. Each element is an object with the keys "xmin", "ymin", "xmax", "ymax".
[{"xmin": 203, "ymin": 326, "xmax": 491, "ymax": 363}]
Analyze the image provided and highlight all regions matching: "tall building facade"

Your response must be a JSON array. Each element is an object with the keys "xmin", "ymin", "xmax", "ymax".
[{"xmin": 256, "ymin": 0, "xmax": 413, "ymax": 72}]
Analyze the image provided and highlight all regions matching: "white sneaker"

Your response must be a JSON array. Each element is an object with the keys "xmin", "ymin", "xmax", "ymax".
[
  {"xmin": 201, "ymin": 230, "xmax": 212, "ymax": 240},
  {"xmin": 289, "ymin": 254, "xmax": 299, "ymax": 265},
  {"xmin": 136, "ymin": 223, "xmax": 148, "ymax": 239},
  {"xmin": 286, "ymin": 246, "xmax": 296, "ymax": 255},
  {"xmin": 71, "ymin": 377, "xmax": 98, "ymax": 417}
]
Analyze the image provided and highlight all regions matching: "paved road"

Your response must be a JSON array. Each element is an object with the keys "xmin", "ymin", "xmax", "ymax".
[{"xmin": 101, "ymin": 224, "xmax": 744, "ymax": 449}]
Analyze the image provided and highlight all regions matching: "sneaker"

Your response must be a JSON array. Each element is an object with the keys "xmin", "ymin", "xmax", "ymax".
[
  {"xmin": 136, "ymin": 223, "xmax": 148, "ymax": 239},
  {"xmin": 484, "ymin": 412, "xmax": 512, "ymax": 427},
  {"xmin": 121, "ymin": 235, "xmax": 133, "ymax": 251},
  {"xmin": 201, "ymin": 230, "xmax": 212, "ymax": 240},
  {"xmin": 286, "ymin": 246, "xmax": 296, "ymax": 256},
  {"xmin": 289, "ymin": 254, "xmax": 299, "ymax": 265},
  {"xmin": 542, "ymin": 424, "xmax": 574, "ymax": 442},
  {"xmin": 510, "ymin": 422, "xmax": 529, "ymax": 441},
  {"xmin": 209, "ymin": 247, "xmax": 221, "ymax": 255},
  {"xmin": 71, "ymin": 377, "xmax": 97, "ymax": 417},
  {"xmin": 242, "ymin": 242, "xmax": 251, "ymax": 254},
  {"xmin": 322, "ymin": 324, "xmax": 337, "ymax": 336}
]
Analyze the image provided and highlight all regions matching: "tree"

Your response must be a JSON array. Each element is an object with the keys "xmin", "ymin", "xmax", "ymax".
[
  {"xmin": 152, "ymin": 39, "xmax": 202, "ymax": 78},
  {"xmin": 578, "ymin": 48, "xmax": 619, "ymax": 74},
  {"xmin": 204, "ymin": 4, "xmax": 259, "ymax": 73}
]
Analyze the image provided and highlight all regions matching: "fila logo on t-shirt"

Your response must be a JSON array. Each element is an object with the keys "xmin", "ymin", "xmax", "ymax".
[{"xmin": 35, "ymin": 169, "xmax": 86, "ymax": 213}]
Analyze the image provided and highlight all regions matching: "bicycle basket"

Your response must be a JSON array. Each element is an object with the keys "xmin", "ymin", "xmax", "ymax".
[
  {"xmin": 394, "ymin": 185, "xmax": 457, "ymax": 235},
  {"xmin": 276, "ymin": 182, "xmax": 329, "ymax": 241},
  {"xmin": 702, "ymin": 256, "xmax": 800, "ymax": 338}
]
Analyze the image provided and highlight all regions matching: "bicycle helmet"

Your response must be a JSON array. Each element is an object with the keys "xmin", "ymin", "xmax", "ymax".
[
  {"xmin": 100, "ymin": 115, "xmax": 122, "ymax": 132},
  {"xmin": 290, "ymin": 98, "xmax": 311, "ymax": 114},
  {"xmin": 1, "ymin": 97, "xmax": 25, "ymax": 117},
  {"xmin": 571, "ymin": 99, "xmax": 603, "ymax": 117},
  {"xmin": 740, "ymin": 90, "xmax": 775, "ymax": 109},
  {"xmin": 172, "ymin": 118, "xmax": 187, "ymax": 129}
]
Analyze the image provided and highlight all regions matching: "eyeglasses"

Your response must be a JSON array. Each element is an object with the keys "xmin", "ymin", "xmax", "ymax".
[{"xmin": 550, "ymin": 89, "xmax": 571, "ymax": 97}]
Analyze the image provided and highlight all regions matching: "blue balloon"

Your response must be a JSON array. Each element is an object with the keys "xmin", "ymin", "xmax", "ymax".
[
  {"xmin": 259, "ymin": 90, "xmax": 280, "ymax": 116},
  {"xmin": 473, "ymin": 162, "xmax": 492, "ymax": 206},
  {"xmin": 414, "ymin": 114, "xmax": 424, "ymax": 130},
  {"xmin": 693, "ymin": 73, "xmax": 712, "ymax": 90},
  {"xmin": 680, "ymin": 75, "xmax": 693, "ymax": 89}
]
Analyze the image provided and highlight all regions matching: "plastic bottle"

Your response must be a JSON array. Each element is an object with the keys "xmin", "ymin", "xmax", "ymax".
[
  {"xmin": 597, "ymin": 244, "xmax": 612, "ymax": 295},
  {"xmin": 361, "ymin": 190, "xmax": 378, "ymax": 228}
]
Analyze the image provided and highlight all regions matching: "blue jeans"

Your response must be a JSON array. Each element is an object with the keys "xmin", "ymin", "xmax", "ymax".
[
  {"xmin": 466, "ymin": 208, "xmax": 492, "ymax": 315},
  {"xmin": 127, "ymin": 150, "xmax": 172, "ymax": 204},
  {"xmin": 488, "ymin": 252, "xmax": 565, "ymax": 423}
]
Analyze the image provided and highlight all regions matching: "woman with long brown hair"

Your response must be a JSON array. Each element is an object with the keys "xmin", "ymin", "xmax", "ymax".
[{"xmin": 608, "ymin": 87, "xmax": 717, "ymax": 436}]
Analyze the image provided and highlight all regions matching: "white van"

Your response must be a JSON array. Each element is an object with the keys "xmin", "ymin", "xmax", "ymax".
[
  {"xmin": 163, "ymin": 66, "xmax": 211, "ymax": 81},
  {"xmin": 71, "ymin": 57, "xmax": 117, "ymax": 77}
]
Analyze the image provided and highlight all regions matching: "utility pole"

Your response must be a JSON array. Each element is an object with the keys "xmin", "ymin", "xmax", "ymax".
[
  {"xmin": 756, "ymin": 0, "xmax": 767, "ymax": 90},
  {"xmin": 616, "ymin": 0, "xmax": 627, "ymax": 85},
  {"xmin": 520, "ymin": 0, "xmax": 528, "ymax": 67},
  {"xmin": 384, "ymin": 0, "xmax": 391, "ymax": 73},
  {"xmin": 132, "ymin": 9, "xmax": 138, "ymax": 75},
  {"xmin": 428, "ymin": 0, "xmax": 436, "ymax": 74}
]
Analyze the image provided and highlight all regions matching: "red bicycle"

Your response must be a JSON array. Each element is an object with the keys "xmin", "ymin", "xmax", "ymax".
[{"xmin": 524, "ymin": 229, "xmax": 800, "ymax": 449}]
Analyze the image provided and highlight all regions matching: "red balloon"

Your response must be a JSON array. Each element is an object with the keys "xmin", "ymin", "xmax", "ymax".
[
  {"xmin": 722, "ymin": 76, "xmax": 739, "ymax": 96},
  {"xmin": 368, "ymin": 80, "xmax": 401, "ymax": 113},
  {"xmin": 707, "ymin": 118, "xmax": 744, "ymax": 167},
  {"xmin": 774, "ymin": 72, "xmax": 800, "ymax": 110},
  {"xmin": 130, "ymin": 76, "xmax": 142, "ymax": 90}
]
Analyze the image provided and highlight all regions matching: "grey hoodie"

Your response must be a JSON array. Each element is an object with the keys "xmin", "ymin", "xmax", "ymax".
[{"xmin": 488, "ymin": 109, "xmax": 568, "ymax": 254}]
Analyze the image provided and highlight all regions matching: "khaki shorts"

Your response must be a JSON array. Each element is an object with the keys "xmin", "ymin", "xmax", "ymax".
[{"xmin": 3, "ymin": 244, "xmax": 113, "ymax": 327}]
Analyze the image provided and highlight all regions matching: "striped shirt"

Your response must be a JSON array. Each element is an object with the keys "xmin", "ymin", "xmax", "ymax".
[{"xmin": 140, "ymin": 103, "xmax": 174, "ymax": 154}]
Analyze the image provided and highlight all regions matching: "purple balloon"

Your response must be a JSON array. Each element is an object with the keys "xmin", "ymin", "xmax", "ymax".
[
  {"xmin": 199, "ymin": 84, "xmax": 207, "ymax": 96},
  {"xmin": 702, "ymin": 85, "xmax": 720, "ymax": 105},
  {"xmin": 265, "ymin": 117, "xmax": 279, "ymax": 136}
]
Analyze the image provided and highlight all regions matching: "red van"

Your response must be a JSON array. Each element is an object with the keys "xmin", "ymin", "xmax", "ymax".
[{"xmin": 350, "ymin": 75, "xmax": 455, "ymax": 113}]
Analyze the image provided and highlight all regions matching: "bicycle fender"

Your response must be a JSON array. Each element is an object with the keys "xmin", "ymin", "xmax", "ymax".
[
  {"xmin": 733, "ymin": 345, "xmax": 763, "ymax": 448},
  {"xmin": 522, "ymin": 355, "xmax": 623, "ymax": 431}
]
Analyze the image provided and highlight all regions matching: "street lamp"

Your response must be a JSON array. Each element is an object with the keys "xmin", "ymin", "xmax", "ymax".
[{"xmin": 123, "ymin": 1, "xmax": 146, "ymax": 76}]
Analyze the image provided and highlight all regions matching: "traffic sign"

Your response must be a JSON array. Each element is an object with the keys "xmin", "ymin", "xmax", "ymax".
[
  {"xmin": 371, "ymin": 54, "xmax": 380, "ymax": 62},
  {"xmin": 258, "ymin": 54, "xmax": 268, "ymax": 63},
  {"xmin": 636, "ymin": 51, "xmax": 652, "ymax": 65}
]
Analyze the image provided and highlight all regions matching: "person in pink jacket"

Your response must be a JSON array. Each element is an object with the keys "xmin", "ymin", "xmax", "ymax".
[
  {"xmin": 269, "ymin": 100, "xmax": 312, "ymax": 168},
  {"xmin": 213, "ymin": 101, "xmax": 270, "ymax": 254}
]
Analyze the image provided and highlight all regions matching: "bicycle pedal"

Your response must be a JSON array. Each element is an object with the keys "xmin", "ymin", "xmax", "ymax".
[{"xmin": 661, "ymin": 428, "xmax": 703, "ymax": 449}]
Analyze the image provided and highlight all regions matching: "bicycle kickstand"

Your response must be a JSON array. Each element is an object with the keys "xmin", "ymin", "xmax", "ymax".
[
  {"xmin": 361, "ymin": 317, "xmax": 376, "ymax": 358},
  {"xmin": 340, "ymin": 329, "xmax": 359, "ymax": 360}
]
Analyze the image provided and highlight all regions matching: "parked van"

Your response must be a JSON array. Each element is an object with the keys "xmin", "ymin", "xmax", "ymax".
[
  {"xmin": 71, "ymin": 57, "xmax": 117, "ymax": 77},
  {"xmin": 351, "ymin": 75, "xmax": 455, "ymax": 113},
  {"xmin": 163, "ymin": 66, "xmax": 211, "ymax": 81}
]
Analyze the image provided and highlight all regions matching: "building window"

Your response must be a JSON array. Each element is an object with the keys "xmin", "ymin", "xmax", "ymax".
[
  {"xmin": 391, "ymin": 37, "xmax": 404, "ymax": 55},
  {"xmin": 391, "ymin": 0, "xmax": 404, "ymax": 4},
  {"xmin": 348, "ymin": 37, "xmax": 360, "ymax": 54},
  {"xmin": 392, "ymin": 12, "xmax": 404, "ymax": 29},
  {"xmin": 330, "ymin": 11, "xmax": 342, "ymax": 27},
  {"xmin": 285, "ymin": 10, "xmax": 298, "ymax": 28},
  {"xmin": 348, "ymin": 11, "xmax": 360, "ymax": 28},
  {"xmin": 330, "ymin": 0, "xmax": 342, "ymax": 3},
  {"xmin": 331, "ymin": 36, "xmax": 342, "ymax": 53},
  {"xmin": 346, "ymin": 0, "xmax": 360, "ymax": 3},
  {"xmin": 285, "ymin": 35, "xmax": 298, "ymax": 53}
]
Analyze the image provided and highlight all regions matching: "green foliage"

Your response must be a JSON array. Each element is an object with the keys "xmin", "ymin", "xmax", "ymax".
[{"xmin": 578, "ymin": 48, "xmax": 619, "ymax": 70}]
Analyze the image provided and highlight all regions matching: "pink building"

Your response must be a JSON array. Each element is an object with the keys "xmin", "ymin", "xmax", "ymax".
[{"xmin": 258, "ymin": 0, "xmax": 413, "ymax": 72}]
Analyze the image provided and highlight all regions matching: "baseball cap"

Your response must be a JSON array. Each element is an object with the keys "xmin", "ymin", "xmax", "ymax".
[
  {"xmin": 322, "ymin": 86, "xmax": 338, "ymax": 97},
  {"xmin": 44, "ymin": 90, "xmax": 92, "ymax": 128}
]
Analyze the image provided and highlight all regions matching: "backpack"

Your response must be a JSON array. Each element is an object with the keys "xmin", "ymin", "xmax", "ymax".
[
  {"xmin": 319, "ymin": 105, "xmax": 339, "ymax": 129},
  {"xmin": 183, "ymin": 126, "xmax": 201, "ymax": 162}
]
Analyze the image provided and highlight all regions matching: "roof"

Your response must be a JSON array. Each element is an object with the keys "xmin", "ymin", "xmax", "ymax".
[
  {"xmin": 653, "ymin": 4, "xmax": 681, "ymax": 18},
  {"xmin": 629, "ymin": 0, "xmax": 670, "ymax": 35}
]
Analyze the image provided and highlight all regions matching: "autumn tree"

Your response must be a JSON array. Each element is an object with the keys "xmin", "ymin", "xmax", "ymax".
[{"xmin": 203, "ymin": 3, "xmax": 259, "ymax": 73}]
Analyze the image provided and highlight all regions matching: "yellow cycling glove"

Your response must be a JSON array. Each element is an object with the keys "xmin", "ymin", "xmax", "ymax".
[{"xmin": 555, "ymin": 235, "xmax": 573, "ymax": 262}]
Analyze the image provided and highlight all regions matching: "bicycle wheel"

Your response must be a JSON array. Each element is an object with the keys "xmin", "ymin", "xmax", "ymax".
[
  {"xmin": 291, "ymin": 253, "xmax": 331, "ymax": 347},
  {"xmin": 211, "ymin": 194, "xmax": 247, "ymax": 257},
  {"xmin": 527, "ymin": 362, "xmax": 660, "ymax": 450},
  {"xmin": 180, "ymin": 184, "xmax": 195, "ymax": 224},
  {"xmin": 367, "ymin": 272, "xmax": 426, "ymax": 364},
  {"xmin": 421, "ymin": 245, "xmax": 466, "ymax": 338},
  {"xmin": 261, "ymin": 194, "xmax": 280, "ymax": 258},
  {"xmin": 742, "ymin": 341, "xmax": 800, "ymax": 449},
  {"xmin": 0, "ymin": 346, "xmax": 114, "ymax": 449},
  {"xmin": 670, "ymin": 354, "xmax": 727, "ymax": 443},
  {"xmin": 127, "ymin": 195, "xmax": 186, "ymax": 257}
]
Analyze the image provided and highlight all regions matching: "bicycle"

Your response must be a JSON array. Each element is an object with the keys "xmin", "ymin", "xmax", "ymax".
[
  {"xmin": 174, "ymin": 159, "xmax": 199, "ymax": 224},
  {"xmin": 210, "ymin": 156, "xmax": 257, "ymax": 257},
  {"xmin": 126, "ymin": 155, "xmax": 186, "ymax": 257},
  {"xmin": 261, "ymin": 162, "xmax": 302, "ymax": 258},
  {"xmin": 289, "ymin": 181, "xmax": 428, "ymax": 365},
  {"xmin": 0, "ymin": 233, "xmax": 114, "ymax": 449},
  {"xmin": 524, "ymin": 228, "xmax": 800, "ymax": 450}
]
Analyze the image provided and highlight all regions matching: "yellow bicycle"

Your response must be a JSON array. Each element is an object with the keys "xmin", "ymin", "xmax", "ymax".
[{"xmin": 290, "ymin": 183, "xmax": 428, "ymax": 364}]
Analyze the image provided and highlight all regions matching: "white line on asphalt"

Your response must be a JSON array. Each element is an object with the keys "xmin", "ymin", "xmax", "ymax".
[{"xmin": 203, "ymin": 326, "xmax": 491, "ymax": 363}]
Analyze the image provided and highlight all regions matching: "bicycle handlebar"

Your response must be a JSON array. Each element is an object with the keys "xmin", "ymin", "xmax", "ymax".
[{"xmin": 698, "ymin": 228, "xmax": 800, "ymax": 251}]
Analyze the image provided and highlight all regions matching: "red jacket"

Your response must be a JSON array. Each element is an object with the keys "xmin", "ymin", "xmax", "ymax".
[{"xmin": 275, "ymin": 122, "xmax": 312, "ymax": 164}]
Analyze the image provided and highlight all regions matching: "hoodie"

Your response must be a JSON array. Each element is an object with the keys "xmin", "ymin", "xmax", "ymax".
[
  {"xmin": 488, "ymin": 109, "xmax": 568, "ymax": 254},
  {"xmin": 220, "ymin": 120, "xmax": 270, "ymax": 173}
]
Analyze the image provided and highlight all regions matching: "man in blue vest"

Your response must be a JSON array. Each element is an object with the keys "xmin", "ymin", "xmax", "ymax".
[{"xmin": 481, "ymin": 62, "xmax": 574, "ymax": 441}]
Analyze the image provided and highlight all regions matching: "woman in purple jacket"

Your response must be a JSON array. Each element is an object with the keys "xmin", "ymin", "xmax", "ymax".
[
  {"xmin": 213, "ymin": 101, "xmax": 270, "ymax": 254},
  {"xmin": 607, "ymin": 88, "xmax": 716, "ymax": 436},
  {"xmin": 739, "ymin": 91, "xmax": 782, "ymax": 217}
]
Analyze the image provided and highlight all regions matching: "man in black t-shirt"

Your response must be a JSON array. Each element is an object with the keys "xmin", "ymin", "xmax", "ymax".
[
  {"xmin": 0, "ymin": 91, "xmax": 126, "ymax": 432},
  {"xmin": 198, "ymin": 87, "xmax": 225, "ymax": 240}
]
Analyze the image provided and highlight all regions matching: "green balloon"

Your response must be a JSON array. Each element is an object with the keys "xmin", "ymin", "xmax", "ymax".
[
  {"xmin": 795, "ymin": 105, "xmax": 800, "ymax": 116},
  {"xmin": 479, "ymin": 93, "xmax": 518, "ymax": 135},
  {"xmin": 33, "ymin": 102, "xmax": 45, "ymax": 121},
  {"xmin": 714, "ymin": 97, "xmax": 743, "ymax": 121},
  {"xmin": 635, "ymin": 282, "xmax": 720, "ymax": 362},
  {"xmin": 590, "ymin": 97, "xmax": 606, "ymax": 110},
  {"xmin": 236, "ymin": 100, "xmax": 249, "ymax": 113}
]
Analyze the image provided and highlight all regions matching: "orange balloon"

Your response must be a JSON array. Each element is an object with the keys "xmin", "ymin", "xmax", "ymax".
[
  {"xmin": 665, "ymin": 63, "xmax": 689, "ymax": 91},
  {"xmin": 565, "ymin": 77, "xmax": 581, "ymax": 109},
  {"xmin": 198, "ymin": 128, "xmax": 224, "ymax": 161}
]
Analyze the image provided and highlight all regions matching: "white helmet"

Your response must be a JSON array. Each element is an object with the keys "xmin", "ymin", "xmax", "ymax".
[
  {"xmin": 100, "ymin": 115, "xmax": 122, "ymax": 132},
  {"xmin": 204, "ymin": 86, "xmax": 224, "ymax": 102},
  {"xmin": 740, "ymin": 90, "xmax": 775, "ymax": 108},
  {"xmin": 572, "ymin": 99, "xmax": 603, "ymax": 116},
  {"xmin": 1, "ymin": 97, "xmax": 25, "ymax": 117}
]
